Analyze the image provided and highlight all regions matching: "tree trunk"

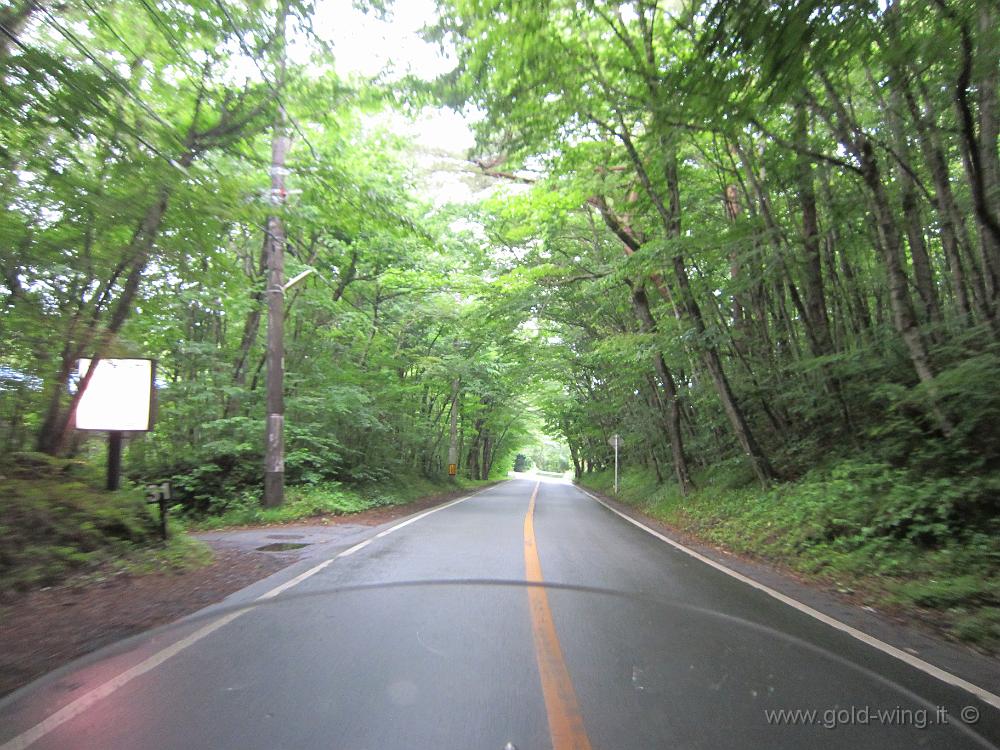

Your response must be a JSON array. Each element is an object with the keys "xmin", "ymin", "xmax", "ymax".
[
  {"xmin": 36, "ymin": 185, "xmax": 175, "ymax": 455},
  {"xmin": 466, "ymin": 417, "xmax": 483, "ymax": 480},
  {"xmin": 860, "ymin": 141, "xmax": 954, "ymax": 434},
  {"xmin": 944, "ymin": 1, "xmax": 1000, "ymax": 308},
  {"xmin": 909, "ymin": 87, "xmax": 981, "ymax": 322},
  {"xmin": 617, "ymin": 122, "xmax": 778, "ymax": 485},
  {"xmin": 479, "ymin": 430, "xmax": 492, "ymax": 480},
  {"xmin": 723, "ymin": 182, "xmax": 749, "ymax": 353},
  {"xmin": 885, "ymin": 88, "xmax": 943, "ymax": 328},
  {"xmin": 789, "ymin": 106, "xmax": 832, "ymax": 351},
  {"xmin": 629, "ymin": 284, "xmax": 695, "ymax": 494},
  {"xmin": 818, "ymin": 73, "xmax": 954, "ymax": 433},
  {"xmin": 224, "ymin": 236, "xmax": 268, "ymax": 418}
]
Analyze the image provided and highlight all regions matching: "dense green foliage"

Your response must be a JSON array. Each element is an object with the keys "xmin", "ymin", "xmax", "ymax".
[
  {"xmin": 192, "ymin": 475, "xmax": 491, "ymax": 529},
  {"xmin": 1, "ymin": 0, "xmax": 536, "ymax": 520},
  {"xmin": 429, "ymin": 0, "xmax": 998, "ymax": 643},
  {"xmin": 0, "ymin": 452, "xmax": 206, "ymax": 594},
  {"xmin": 431, "ymin": 0, "xmax": 1000, "ymax": 533}
]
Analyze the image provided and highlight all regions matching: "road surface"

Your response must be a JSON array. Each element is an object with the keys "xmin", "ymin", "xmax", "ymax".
[{"xmin": 1, "ymin": 478, "xmax": 998, "ymax": 749}]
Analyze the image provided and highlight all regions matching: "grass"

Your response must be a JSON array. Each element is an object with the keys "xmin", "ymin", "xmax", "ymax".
[
  {"xmin": 0, "ymin": 452, "xmax": 212, "ymax": 596},
  {"xmin": 108, "ymin": 530, "xmax": 215, "ymax": 576},
  {"xmin": 186, "ymin": 475, "xmax": 493, "ymax": 530},
  {"xmin": 1, "ymin": 452, "xmax": 496, "ymax": 593},
  {"xmin": 578, "ymin": 460, "xmax": 1000, "ymax": 652}
]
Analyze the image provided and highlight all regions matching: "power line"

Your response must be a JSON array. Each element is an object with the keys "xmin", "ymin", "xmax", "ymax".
[
  {"xmin": 134, "ymin": 0, "xmax": 197, "ymax": 64},
  {"xmin": 35, "ymin": 3, "xmax": 264, "ymax": 202},
  {"xmin": 11, "ymin": 8, "xmax": 405, "ymax": 237},
  {"xmin": 204, "ymin": 3, "xmax": 394, "ymax": 221},
  {"xmin": 2, "ymin": 23, "xmax": 189, "ymax": 174},
  {"xmin": 92, "ymin": 1, "xmax": 271, "ymax": 188},
  {"xmin": 122, "ymin": 0, "xmax": 370, "ymax": 217},
  {"xmin": 78, "ymin": 0, "xmax": 142, "ymax": 62},
  {"xmin": 207, "ymin": 1, "xmax": 394, "ymax": 228},
  {"xmin": 1, "ymin": 25, "xmax": 276, "ymax": 231},
  {"xmin": 0, "ymin": 19, "xmax": 37, "ymax": 57},
  {"xmin": 36, "ymin": 5, "xmax": 194, "ymax": 161},
  {"xmin": 130, "ymin": 0, "xmax": 220, "ymax": 103},
  {"xmin": 33, "ymin": 6, "xmax": 287, "ymax": 204},
  {"xmin": 1, "ymin": 22, "xmax": 300, "ymax": 247},
  {"xmin": 80, "ymin": 0, "xmax": 317, "ymax": 203},
  {"xmin": 209, "ymin": 0, "xmax": 323, "ymax": 164}
]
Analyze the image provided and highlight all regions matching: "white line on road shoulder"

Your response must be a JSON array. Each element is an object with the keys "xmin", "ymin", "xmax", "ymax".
[
  {"xmin": 0, "ymin": 611, "xmax": 243, "ymax": 750},
  {"xmin": 577, "ymin": 487, "xmax": 1000, "ymax": 711},
  {"xmin": 0, "ymin": 482, "xmax": 505, "ymax": 750},
  {"xmin": 337, "ymin": 539, "xmax": 372, "ymax": 557}
]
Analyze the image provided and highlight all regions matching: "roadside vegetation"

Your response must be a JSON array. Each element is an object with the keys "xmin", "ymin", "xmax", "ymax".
[
  {"xmin": 0, "ymin": 450, "xmax": 493, "ymax": 593},
  {"xmin": 1, "ymin": 453, "xmax": 209, "ymax": 596},
  {"xmin": 580, "ymin": 464, "xmax": 1000, "ymax": 651},
  {"xmin": 1, "ymin": 0, "xmax": 538, "ymax": 591},
  {"xmin": 190, "ymin": 475, "xmax": 492, "ymax": 530}
]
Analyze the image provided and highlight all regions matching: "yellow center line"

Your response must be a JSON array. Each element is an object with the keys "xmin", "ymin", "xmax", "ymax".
[{"xmin": 523, "ymin": 481, "xmax": 594, "ymax": 750}]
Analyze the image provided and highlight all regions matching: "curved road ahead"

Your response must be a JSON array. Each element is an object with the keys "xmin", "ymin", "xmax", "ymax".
[{"xmin": 2, "ymin": 479, "xmax": 998, "ymax": 749}]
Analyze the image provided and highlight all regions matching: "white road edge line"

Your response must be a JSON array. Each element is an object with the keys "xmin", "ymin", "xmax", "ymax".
[
  {"xmin": 337, "ymin": 539, "xmax": 372, "ymax": 557},
  {"xmin": 578, "ymin": 487, "xmax": 1000, "ymax": 711},
  {"xmin": 0, "ymin": 482, "xmax": 503, "ymax": 750}
]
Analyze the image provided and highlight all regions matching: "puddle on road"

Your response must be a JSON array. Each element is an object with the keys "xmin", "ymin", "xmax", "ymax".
[{"xmin": 256, "ymin": 542, "xmax": 310, "ymax": 552}]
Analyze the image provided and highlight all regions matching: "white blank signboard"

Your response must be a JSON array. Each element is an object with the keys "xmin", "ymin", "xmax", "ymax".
[{"xmin": 76, "ymin": 358, "xmax": 154, "ymax": 431}]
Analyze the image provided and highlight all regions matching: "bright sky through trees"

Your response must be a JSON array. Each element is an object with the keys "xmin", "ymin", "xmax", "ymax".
[{"xmin": 305, "ymin": 0, "xmax": 480, "ymax": 205}]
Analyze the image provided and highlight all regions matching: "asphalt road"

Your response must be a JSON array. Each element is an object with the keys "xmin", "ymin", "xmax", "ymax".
[{"xmin": 2, "ymin": 478, "xmax": 998, "ymax": 749}]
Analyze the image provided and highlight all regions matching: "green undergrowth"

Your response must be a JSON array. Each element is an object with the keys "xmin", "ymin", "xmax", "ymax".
[
  {"xmin": 187, "ymin": 474, "xmax": 493, "ymax": 530},
  {"xmin": 578, "ymin": 461, "xmax": 1000, "ymax": 652},
  {"xmin": 0, "ymin": 452, "xmax": 211, "ymax": 596},
  {"xmin": 1, "ymin": 452, "xmax": 494, "ymax": 593}
]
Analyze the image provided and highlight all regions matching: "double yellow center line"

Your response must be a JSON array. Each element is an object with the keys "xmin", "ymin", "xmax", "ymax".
[{"xmin": 523, "ymin": 481, "xmax": 593, "ymax": 750}]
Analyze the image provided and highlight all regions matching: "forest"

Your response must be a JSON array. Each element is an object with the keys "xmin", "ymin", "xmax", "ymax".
[{"xmin": 2, "ymin": 1, "xmax": 999, "ymax": 647}]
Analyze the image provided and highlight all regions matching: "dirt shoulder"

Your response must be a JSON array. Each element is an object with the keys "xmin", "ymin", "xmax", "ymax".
[
  {"xmin": 0, "ymin": 482, "xmax": 495, "ymax": 699},
  {"xmin": 0, "ymin": 548, "xmax": 289, "ymax": 699}
]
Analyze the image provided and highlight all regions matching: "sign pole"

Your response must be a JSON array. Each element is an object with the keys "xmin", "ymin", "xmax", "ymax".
[
  {"xmin": 447, "ymin": 376, "xmax": 459, "ymax": 482},
  {"xmin": 107, "ymin": 430, "xmax": 123, "ymax": 491},
  {"xmin": 614, "ymin": 440, "xmax": 619, "ymax": 494},
  {"xmin": 608, "ymin": 433, "xmax": 623, "ymax": 495}
]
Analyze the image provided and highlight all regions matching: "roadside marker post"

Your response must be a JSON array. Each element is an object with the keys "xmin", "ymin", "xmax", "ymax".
[
  {"xmin": 608, "ymin": 434, "xmax": 622, "ymax": 494},
  {"xmin": 145, "ymin": 482, "xmax": 172, "ymax": 540}
]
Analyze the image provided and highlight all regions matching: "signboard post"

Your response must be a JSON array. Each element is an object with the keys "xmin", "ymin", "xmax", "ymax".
[
  {"xmin": 107, "ymin": 431, "xmax": 123, "ymax": 491},
  {"xmin": 609, "ymin": 434, "xmax": 623, "ymax": 494},
  {"xmin": 448, "ymin": 464, "xmax": 457, "ymax": 477},
  {"xmin": 75, "ymin": 358, "xmax": 156, "ymax": 491}
]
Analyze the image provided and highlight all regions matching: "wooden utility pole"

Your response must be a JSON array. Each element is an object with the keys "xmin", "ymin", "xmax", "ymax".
[{"xmin": 263, "ymin": 3, "xmax": 289, "ymax": 507}]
